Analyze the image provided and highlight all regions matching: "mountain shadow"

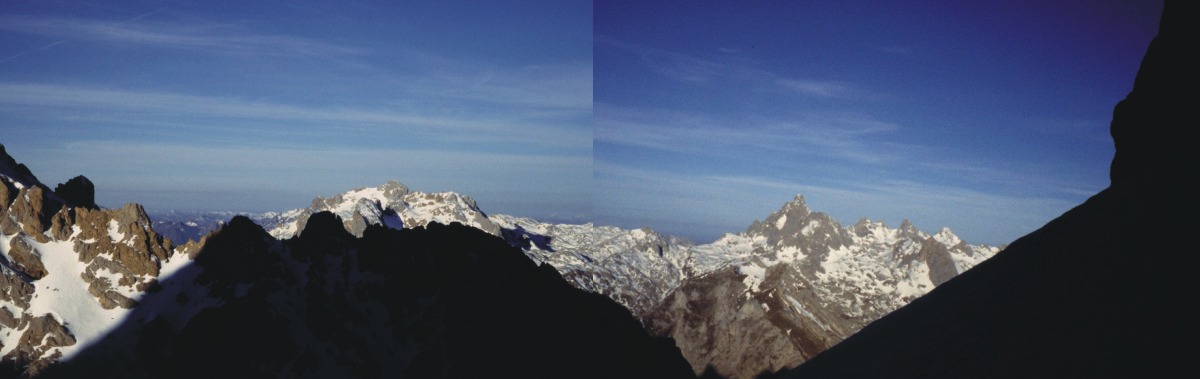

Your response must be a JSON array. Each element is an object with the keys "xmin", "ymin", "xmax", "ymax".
[
  {"xmin": 783, "ymin": 1, "xmax": 1191, "ymax": 378},
  {"xmin": 38, "ymin": 212, "xmax": 696, "ymax": 378}
]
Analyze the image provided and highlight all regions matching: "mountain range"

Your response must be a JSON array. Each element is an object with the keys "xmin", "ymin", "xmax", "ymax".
[{"xmin": 146, "ymin": 181, "xmax": 998, "ymax": 378}]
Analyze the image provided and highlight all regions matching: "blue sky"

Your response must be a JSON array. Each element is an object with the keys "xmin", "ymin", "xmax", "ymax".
[
  {"xmin": 595, "ymin": 0, "xmax": 1161, "ymax": 245},
  {"xmin": 0, "ymin": 1, "xmax": 1163, "ymax": 246},
  {"xmin": 0, "ymin": 0, "xmax": 591, "ymax": 222}
]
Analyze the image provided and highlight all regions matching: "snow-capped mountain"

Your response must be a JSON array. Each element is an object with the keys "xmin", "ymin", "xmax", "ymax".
[
  {"xmin": 157, "ymin": 181, "xmax": 998, "ymax": 379},
  {"xmin": 644, "ymin": 195, "xmax": 999, "ymax": 378},
  {"xmin": 253, "ymin": 180, "xmax": 500, "ymax": 239}
]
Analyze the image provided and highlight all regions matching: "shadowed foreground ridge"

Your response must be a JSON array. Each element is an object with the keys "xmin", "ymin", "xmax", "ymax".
[
  {"xmin": 785, "ymin": 1, "xmax": 1193, "ymax": 378},
  {"xmin": 39, "ymin": 212, "xmax": 696, "ymax": 378}
]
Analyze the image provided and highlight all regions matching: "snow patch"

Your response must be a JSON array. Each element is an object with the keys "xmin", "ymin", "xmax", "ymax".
[
  {"xmin": 107, "ymin": 219, "xmax": 125, "ymax": 244},
  {"xmin": 739, "ymin": 263, "xmax": 766, "ymax": 295},
  {"xmin": 775, "ymin": 214, "xmax": 787, "ymax": 229},
  {"xmin": 17, "ymin": 237, "xmax": 128, "ymax": 360}
]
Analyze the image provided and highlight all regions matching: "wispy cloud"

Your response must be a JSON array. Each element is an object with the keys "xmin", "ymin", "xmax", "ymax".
[
  {"xmin": 597, "ymin": 36, "xmax": 880, "ymax": 100},
  {"xmin": 0, "ymin": 82, "xmax": 591, "ymax": 151},
  {"xmin": 596, "ymin": 36, "xmax": 725, "ymax": 84},
  {"xmin": 776, "ymin": 79, "xmax": 862, "ymax": 99},
  {"xmin": 0, "ymin": 15, "xmax": 363, "ymax": 58},
  {"xmin": 594, "ymin": 103, "xmax": 902, "ymax": 164}
]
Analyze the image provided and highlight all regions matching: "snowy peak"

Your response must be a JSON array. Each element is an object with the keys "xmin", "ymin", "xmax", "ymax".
[
  {"xmin": 933, "ymin": 227, "xmax": 963, "ymax": 247},
  {"xmin": 896, "ymin": 219, "xmax": 924, "ymax": 240},
  {"xmin": 309, "ymin": 180, "xmax": 410, "ymax": 213},
  {"xmin": 745, "ymin": 195, "xmax": 850, "ymax": 254},
  {"xmin": 261, "ymin": 181, "xmax": 500, "ymax": 239}
]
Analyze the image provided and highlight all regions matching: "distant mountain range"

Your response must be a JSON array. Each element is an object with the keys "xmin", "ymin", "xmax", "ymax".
[{"xmin": 146, "ymin": 181, "xmax": 1000, "ymax": 379}]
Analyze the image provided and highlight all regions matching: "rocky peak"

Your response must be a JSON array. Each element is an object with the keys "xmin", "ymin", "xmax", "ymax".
[
  {"xmin": 896, "ymin": 219, "xmax": 921, "ymax": 240},
  {"xmin": 851, "ymin": 218, "xmax": 883, "ymax": 238},
  {"xmin": 780, "ymin": 194, "xmax": 812, "ymax": 217},
  {"xmin": 746, "ymin": 194, "xmax": 850, "ymax": 253},
  {"xmin": 932, "ymin": 227, "xmax": 963, "ymax": 248},
  {"xmin": 379, "ymin": 180, "xmax": 410, "ymax": 198},
  {"xmin": 52, "ymin": 175, "xmax": 96, "ymax": 209},
  {"xmin": 5, "ymin": 185, "xmax": 62, "ymax": 243},
  {"xmin": 0, "ymin": 144, "xmax": 42, "ymax": 188}
]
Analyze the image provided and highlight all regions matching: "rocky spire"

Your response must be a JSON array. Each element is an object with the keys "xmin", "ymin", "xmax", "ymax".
[{"xmin": 53, "ymin": 175, "xmax": 96, "ymax": 209}]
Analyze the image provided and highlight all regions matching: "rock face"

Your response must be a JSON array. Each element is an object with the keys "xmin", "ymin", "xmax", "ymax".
[
  {"xmin": 783, "ymin": 2, "xmax": 1189, "ymax": 378},
  {"xmin": 42, "ymin": 213, "xmax": 697, "ymax": 379},
  {"xmin": 0, "ymin": 146, "xmax": 179, "ymax": 375}
]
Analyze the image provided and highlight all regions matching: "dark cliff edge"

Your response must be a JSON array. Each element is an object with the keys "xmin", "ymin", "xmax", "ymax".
[
  {"xmin": 36, "ymin": 212, "xmax": 696, "ymax": 379},
  {"xmin": 784, "ymin": 1, "xmax": 1192, "ymax": 378}
]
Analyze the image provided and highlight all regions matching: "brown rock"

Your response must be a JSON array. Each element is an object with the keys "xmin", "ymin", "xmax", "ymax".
[
  {"xmin": 3, "ymin": 314, "xmax": 76, "ymax": 371},
  {"xmin": 80, "ymin": 257, "xmax": 139, "ymax": 309},
  {"xmin": 0, "ymin": 180, "xmax": 11, "ymax": 213},
  {"xmin": 72, "ymin": 204, "xmax": 173, "ymax": 277},
  {"xmin": 7, "ymin": 234, "xmax": 48, "ymax": 279},
  {"xmin": 49, "ymin": 206, "xmax": 74, "ymax": 241},
  {"xmin": 1, "ymin": 213, "xmax": 19, "ymax": 236},
  {"xmin": 8, "ymin": 186, "xmax": 57, "ymax": 243},
  {"xmin": 0, "ymin": 267, "xmax": 34, "ymax": 308},
  {"xmin": 0, "ymin": 305, "xmax": 18, "ymax": 328}
]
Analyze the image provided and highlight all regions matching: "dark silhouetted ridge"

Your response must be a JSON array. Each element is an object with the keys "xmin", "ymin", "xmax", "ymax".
[
  {"xmin": 51, "ymin": 176, "xmax": 95, "ymax": 210},
  {"xmin": 784, "ymin": 1, "xmax": 1191, "ymax": 378},
  {"xmin": 40, "ymin": 212, "xmax": 696, "ymax": 379}
]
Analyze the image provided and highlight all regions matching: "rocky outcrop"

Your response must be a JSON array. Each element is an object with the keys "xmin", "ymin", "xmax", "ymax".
[
  {"xmin": 7, "ymin": 186, "xmax": 59, "ymax": 243},
  {"xmin": 1, "ymin": 145, "xmax": 184, "ymax": 375},
  {"xmin": 73, "ymin": 204, "xmax": 173, "ymax": 278},
  {"xmin": 6, "ymin": 235, "xmax": 47, "ymax": 280},
  {"xmin": 5, "ymin": 315, "xmax": 76, "ymax": 373},
  {"xmin": 0, "ymin": 264, "xmax": 35, "ymax": 309}
]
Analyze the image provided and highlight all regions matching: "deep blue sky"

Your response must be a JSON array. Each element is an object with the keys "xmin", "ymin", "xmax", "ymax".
[
  {"xmin": 595, "ymin": 0, "xmax": 1161, "ymax": 245},
  {"xmin": 1, "ymin": 0, "xmax": 591, "ymax": 222},
  {"xmin": 1, "ymin": 1, "xmax": 1164, "ymax": 246}
]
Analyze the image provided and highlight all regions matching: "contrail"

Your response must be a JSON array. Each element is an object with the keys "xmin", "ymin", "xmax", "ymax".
[
  {"xmin": 0, "ymin": 52, "xmax": 27, "ymax": 64},
  {"xmin": 125, "ymin": 7, "xmax": 166, "ymax": 23},
  {"xmin": 38, "ymin": 40, "xmax": 65, "ymax": 50},
  {"xmin": 0, "ymin": 7, "xmax": 165, "ymax": 65}
]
